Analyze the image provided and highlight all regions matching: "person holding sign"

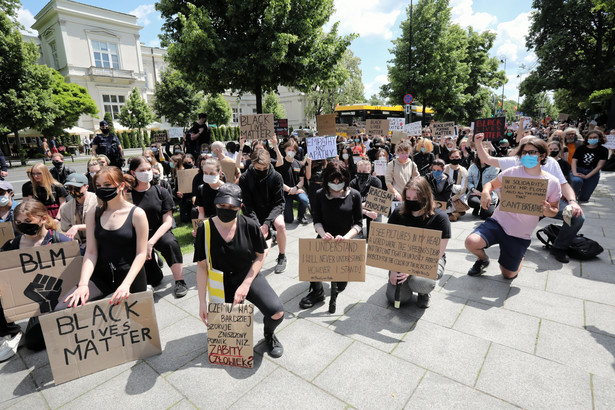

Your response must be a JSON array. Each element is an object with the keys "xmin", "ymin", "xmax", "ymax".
[
  {"xmin": 194, "ymin": 184, "xmax": 285, "ymax": 358},
  {"xmin": 465, "ymin": 137, "xmax": 561, "ymax": 279},
  {"xmin": 386, "ymin": 177, "xmax": 450, "ymax": 308},
  {"xmin": 385, "ymin": 142, "xmax": 418, "ymax": 205},
  {"xmin": 350, "ymin": 160, "xmax": 382, "ymax": 239},
  {"xmin": 571, "ymin": 130, "xmax": 608, "ymax": 202},
  {"xmin": 128, "ymin": 157, "xmax": 187, "ymax": 297},
  {"xmin": 299, "ymin": 160, "xmax": 363, "ymax": 314},
  {"xmin": 0, "ymin": 181, "xmax": 18, "ymax": 234},
  {"xmin": 465, "ymin": 156, "xmax": 499, "ymax": 219},
  {"xmin": 273, "ymin": 138, "xmax": 309, "ymax": 225},
  {"xmin": 0, "ymin": 199, "xmax": 72, "ymax": 358}
]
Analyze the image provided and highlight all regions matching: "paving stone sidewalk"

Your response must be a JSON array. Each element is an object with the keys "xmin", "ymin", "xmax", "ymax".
[{"xmin": 2, "ymin": 173, "xmax": 615, "ymax": 409}]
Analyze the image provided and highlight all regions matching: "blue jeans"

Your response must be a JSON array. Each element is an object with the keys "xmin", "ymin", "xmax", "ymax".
[
  {"xmin": 551, "ymin": 198, "xmax": 585, "ymax": 250},
  {"xmin": 571, "ymin": 167, "xmax": 601, "ymax": 201},
  {"xmin": 284, "ymin": 192, "xmax": 308, "ymax": 223}
]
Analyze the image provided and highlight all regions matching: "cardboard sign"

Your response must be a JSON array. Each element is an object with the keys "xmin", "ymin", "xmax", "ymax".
[
  {"xmin": 474, "ymin": 117, "xmax": 506, "ymax": 141},
  {"xmin": 274, "ymin": 119, "xmax": 289, "ymax": 137},
  {"xmin": 432, "ymin": 122, "xmax": 455, "ymax": 138},
  {"xmin": 192, "ymin": 218, "xmax": 206, "ymax": 231},
  {"xmin": 520, "ymin": 117, "xmax": 531, "ymax": 130},
  {"xmin": 298, "ymin": 239, "xmax": 366, "ymax": 282},
  {"xmin": 336, "ymin": 124, "xmax": 349, "ymax": 134},
  {"xmin": 366, "ymin": 222, "xmax": 441, "ymax": 280},
  {"xmin": 316, "ymin": 114, "xmax": 336, "ymax": 136},
  {"xmin": 391, "ymin": 131, "xmax": 408, "ymax": 145},
  {"xmin": 388, "ymin": 117, "xmax": 405, "ymax": 131},
  {"xmin": 364, "ymin": 186, "xmax": 394, "ymax": 215},
  {"xmin": 207, "ymin": 303, "xmax": 254, "ymax": 368},
  {"xmin": 347, "ymin": 126, "xmax": 358, "ymax": 137},
  {"xmin": 0, "ymin": 221, "xmax": 15, "ymax": 248},
  {"xmin": 176, "ymin": 168, "xmax": 198, "ymax": 194},
  {"xmin": 558, "ymin": 113, "xmax": 569, "ymax": 122},
  {"xmin": 404, "ymin": 120, "xmax": 423, "ymax": 137},
  {"xmin": 40, "ymin": 291, "xmax": 161, "ymax": 385},
  {"xmin": 240, "ymin": 114, "xmax": 275, "ymax": 140},
  {"xmin": 306, "ymin": 136, "xmax": 337, "ymax": 160},
  {"xmin": 500, "ymin": 176, "xmax": 549, "ymax": 216},
  {"xmin": 604, "ymin": 135, "xmax": 615, "ymax": 150},
  {"xmin": 0, "ymin": 241, "xmax": 82, "ymax": 321},
  {"xmin": 366, "ymin": 119, "xmax": 389, "ymax": 135},
  {"xmin": 435, "ymin": 201, "xmax": 448, "ymax": 210},
  {"xmin": 168, "ymin": 127, "xmax": 184, "ymax": 140},
  {"xmin": 297, "ymin": 130, "xmax": 308, "ymax": 139},
  {"xmin": 373, "ymin": 160, "xmax": 387, "ymax": 176},
  {"xmin": 150, "ymin": 131, "xmax": 167, "ymax": 144}
]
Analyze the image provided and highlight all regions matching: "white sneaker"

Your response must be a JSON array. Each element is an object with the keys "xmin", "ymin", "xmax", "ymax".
[{"xmin": 0, "ymin": 332, "xmax": 22, "ymax": 362}]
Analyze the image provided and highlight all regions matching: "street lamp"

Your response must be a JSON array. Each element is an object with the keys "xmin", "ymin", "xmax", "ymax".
[{"xmin": 500, "ymin": 57, "xmax": 506, "ymax": 115}]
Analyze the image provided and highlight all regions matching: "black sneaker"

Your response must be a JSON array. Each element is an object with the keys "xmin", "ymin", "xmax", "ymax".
[
  {"xmin": 299, "ymin": 287, "xmax": 325, "ymax": 309},
  {"xmin": 299, "ymin": 216, "xmax": 309, "ymax": 225},
  {"xmin": 550, "ymin": 247, "xmax": 570, "ymax": 263},
  {"xmin": 416, "ymin": 293, "xmax": 431, "ymax": 309},
  {"xmin": 264, "ymin": 333, "xmax": 284, "ymax": 358},
  {"xmin": 468, "ymin": 259, "xmax": 490, "ymax": 276},
  {"xmin": 174, "ymin": 280, "xmax": 188, "ymax": 298},
  {"xmin": 275, "ymin": 255, "xmax": 287, "ymax": 273}
]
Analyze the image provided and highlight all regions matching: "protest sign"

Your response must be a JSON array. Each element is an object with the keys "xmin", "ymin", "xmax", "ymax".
[
  {"xmin": 168, "ymin": 127, "xmax": 184, "ymax": 140},
  {"xmin": 297, "ymin": 130, "xmax": 308, "ymax": 139},
  {"xmin": 391, "ymin": 131, "xmax": 408, "ymax": 145},
  {"xmin": 316, "ymin": 114, "xmax": 336, "ymax": 136},
  {"xmin": 150, "ymin": 131, "xmax": 167, "ymax": 144},
  {"xmin": 306, "ymin": 136, "xmax": 337, "ymax": 160},
  {"xmin": 432, "ymin": 122, "xmax": 456, "ymax": 138},
  {"xmin": 373, "ymin": 160, "xmax": 387, "ymax": 176},
  {"xmin": 474, "ymin": 117, "xmax": 506, "ymax": 141},
  {"xmin": 274, "ymin": 119, "xmax": 289, "ymax": 137},
  {"xmin": 521, "ymin": 117, "xmax": 531, "ymax": 130},
  {"xmin": 240, "ymin": 114, "xmax": 275, "ymax": 140},
  {"xmin": 299, "ymin": 239, "xmax": 366, "ymax": 282},
  {"xmin": 366, "ymin": 119, "xmax": 389, "ymax": 135},
  {"xmin": 366, "ymin": 222, "xmax": 441, "ymax": 280},
  {"xmin": 0, "ymin": 241, "xmax": 82, "ymax": 321},
  {"xmin": 0, "ymin": 221, "xmax": 14, "ymax": 248},
  {"xmin": 388, "ymin": 117, "xmax": 405, "ymax": 131},
  {"xmin": 346, "ymin": 126, "xmax": 358, "ymax": 137},
  {"xmin": 336, "ymin": 124, "xmax": 349, "ymax": 134},
  {"xmin": 404, "ymin": 120, "xmax": 423, "ymax": 137},
  {"xmin": 176, "ymin": 168, "xmax": 198, "ymax": 194},
  {"xmin": 40, "ymin": 291, "xmax": 161, "ymax": 385},
  {"xmin": 364, "ymin": 186, "xmax": 394, "ymax": 216},
  {"xmin": 604, "ymin": 135, "xmax": 615, "ymax": 150},
  {"xmin": 500, "ymin": 176, "xmax": 549, "ymax": 216},
  {"xmin": 192, "ymin": 218, "xmax": 206, "ymax": 231},
  {"xmin": 207, "ymin": 303, "xmax": 254, "ymax": 368},
  {"xmin": 558, "ymin": 113, "xmax": 569, "ymax": 122}
]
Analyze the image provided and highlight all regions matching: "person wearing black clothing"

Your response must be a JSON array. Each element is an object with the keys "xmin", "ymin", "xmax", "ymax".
[
  {"xmin": 128, "ymin": 156, "xmax": 187, "ymax": 297},
  {"xmin": 465, "ymin": 156, "xmax": 499, "ymax": 219},
  {"xmin": 22, "ymin": 163, "xmax": 67, "ymax": 219},
  {"xmin": 548, "ymin": 141, "xmax": 571, "ymax": 184},
  {"xmin": 195, "ymin": 158, "xmax": 225, "ymax": 222},
  {"xmin": 273, "ymin": 138, "xmax": 309, "ymax": 224},
  {"xmin": 299, "ymin": 160, "xmax": 363, "ymax": 314},
  {"xmin": 425, "ymin": 159, "xmax": 454, "ymax": 215},
  {"xmin": 86, "ymin": 159, "xmax": 101, "ymax": 193},
  {"xmin": 0, "ymin": 147, "xmax": 8, "ymax": 179},
  {"xmin": 305, "ymin": 157, "xmax": 327, "ymax": 211},
  {"xmin": 387, "ymin": 178, "xmax": 450, "ymax": 308},
  {"xmin": 339, "ymin": 146, "xmax": 357, "ymax": 179},
  {"xmin": 413, "ymin": 138, "xmax": 436, "ymax": 176},
  {"xmin": 571, "ymin": 130, "xmax": 609, "ymax": 201},
  {"xmin": 49, "ymin": 152, "xmax": 76, "ymax": 184},
  {"xmin": 194, "ymin": 183, "xmax": 285, "ymax": 358},
  {"xmin": 349, "ymin": 159, "xmax": 382, "ymax": 239},
  {"xmin": 184, "ymin": 114, "xmax": 211, "ymax": 158},
  {"xmin": 92, "ymin": 120, "xmax": 124, "ymax": 168},
  {"xmin": 238, "ymin": 148, "xmax": 287, "ymax": 273}
]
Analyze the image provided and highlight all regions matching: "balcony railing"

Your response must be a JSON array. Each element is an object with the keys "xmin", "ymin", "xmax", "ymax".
[{"xmin": 88, "ymin": 66, "xmax": 134, "ymax": 79}]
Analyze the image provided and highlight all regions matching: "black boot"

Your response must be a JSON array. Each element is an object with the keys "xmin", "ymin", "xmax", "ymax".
[
  {"xmin": 263, "ymin": 316, "xmax": 284, "ymax": 358},
  {"xmin": 299, "ymin": 282, "xmax": 325, "ymax": 309}
]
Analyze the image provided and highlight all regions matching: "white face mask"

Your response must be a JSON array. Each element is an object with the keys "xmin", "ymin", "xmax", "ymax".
[
  {"xmin": 203, "ymin": 174, "xmax": 220, "ymax": 184},
  {"xmin": 328, "ymin": 182, "xmax": 345, "ymax": 192},
  {"xmin": 89, "ymin": 172, "xmax": 97, "ymax": 177},
  {"xmin": 342, "ymin": 153, "xmax": 350, "ymax": 160},
  {"xmin": 0, "ymin": 194, "xmax": 10, "ymax": 207},
  {"xmin": 286, "ymin": 151, "xmax": 296, "ymax": 159},
  {"xmin": 135, "ymin": 170, "xmax": 153, "ymax": 183}
]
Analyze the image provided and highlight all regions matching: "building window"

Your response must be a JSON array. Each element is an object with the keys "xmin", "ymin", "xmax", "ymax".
[
  {"xmin": 92, "ymin": 40, "xmax": 119, "ymax": 69},
  {"xmin": 232, "ymin": 108, "xmax": 243, "ymax": 123},
  {"xmin": 49, "ymin": 41, "xmax": 59, "ymax": 69},
  {"xmin": 102, "ymin": 94, "xmax": 125, "ymax": 120}
]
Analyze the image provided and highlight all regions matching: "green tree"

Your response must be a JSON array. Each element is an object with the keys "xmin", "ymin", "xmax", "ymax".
[
  {"xmin": 40, "ymin": 70, "xmax": 98, "ymax": 138},
  {"xmin": 263, "ymin": 92, "xmax": 286, "ymax": 119},
  {"xmin": 521, "ymin": 0, "xmax": 615, "ymax": 119},
  {"xmin": 368, "ymin": 94, "xmax": 386, "ymax": 106},
  {"xmin": 202, "ymin": 94, "xmax": 232, "ymax": 126},
  {"xmin": 118, "ymin": 88, "xmax": 154, "ymax": 148},
  {"xmin": 152, "ymin": 69, "xmax": 201, "ymax": 127},
  {"xmin": 157, "ymin": 0, "xmax": 355, "ymax": 113},
  {"xmin": 103, "ymin": 112, "xmax": 116, "ymax": 134}
]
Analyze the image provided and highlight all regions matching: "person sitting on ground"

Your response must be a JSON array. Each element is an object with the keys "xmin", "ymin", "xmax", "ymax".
[
  {"xmin": 86, "ymin": 158, "xmax": 101, "ymax": 192},
  {"xmin": 272, "ymin": 137, "xmax": 309, "ymax": 225},
  {"xmin": 412, "ymin": 138, "xmax": 435, "ymax": 176},
  {"xmin": 444, "ymin": 149, "xmax": 469, "ymax": 221},
  {"xmin": 386, "ymin": 142, "xmax": 418, "ymax": 208},
  {"xmin": 350, "ymin": 159, "xmax": 381, "ymax": 239},
  {"xmin": 60, "ymin": 173, "xmax": 98, "ymax": 255},
  {"xmin": 571, "ymin": 129, "xmax": 608, "ymax": 202},
  {"xmin": 0, "ymin": 181, "xmax": 18, "ymax": 232},
  {"xmin": 22, "ymin": 163, "xmax": 67, "ymax": 220},
  {"xmin": 49, "ymin": 152, "xmax": 76, "ymax": 185},
  {"xmin": 465, "ymin": 155, "xmax": 499, "ymax": 219},
  {"xmin": 425, "ymin": 159, "xmax": 454, "ymax": 218}
]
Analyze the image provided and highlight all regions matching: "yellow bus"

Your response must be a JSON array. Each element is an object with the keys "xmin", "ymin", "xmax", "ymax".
[{"xmin": 334, "ymin": 104, "xmax": 435, "ymax": 125}]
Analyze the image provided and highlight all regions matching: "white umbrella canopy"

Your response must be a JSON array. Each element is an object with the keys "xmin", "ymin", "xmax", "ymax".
[{"xmin": 64, "ymin": 126, "xmax": 93, "ymax": 136}]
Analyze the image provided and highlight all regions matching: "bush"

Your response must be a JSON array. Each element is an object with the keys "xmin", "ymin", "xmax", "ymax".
[
  {"xmin": 121, "ymin": 132, "xmax": 130, "ymax": 149},
  {"xmin": 144, "ymin": 130, "xmax": 151, "ymax": 146},
  {"xmin": 130, "ymin": 131, "xmax": 138, "ymax": 148}
]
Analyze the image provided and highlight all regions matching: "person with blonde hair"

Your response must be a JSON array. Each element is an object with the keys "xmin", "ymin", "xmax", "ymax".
[
  {"xmin": 143, "ymin": 148, "xmax": 165, "ymax": 180},
  {"xmin": 386, "ymin": 142, "xmax": 418, "ymax": 204},
  {"xmin": 22, "ymin": 163, "xmax": 67, "ymax": 219},
  {"xmin": 413, "ymin": 138, "xmax": 435, "ymax": 176},
  {"xmin": 86, "ymin": 158, "xmax": 101, "ymax": 192},
  {"xmin": 96, "ymin": 154, "xmax": 110, "ymax": 167}
]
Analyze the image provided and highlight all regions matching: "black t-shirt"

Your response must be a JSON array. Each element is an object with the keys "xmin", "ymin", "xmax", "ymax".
[
  {"xmin": 22, "ymin": 181, "xmax": 67, "ymax": 207},
  {"xmin": 387, "ymin": 207, "xmax": 451, "ymax": 239},
  {"xmin": 193, "ymin": 215, "xmax": 266, "ymax": 276},
  {"xmin": 130, "ymin": 185, "xmax": 174, "ymax": 233},
  {"xmin": 556, "ymin": 158, "xmax": 572, "ymax": 184},
  {"xmin": 185, "ymin": 123, "xmax": 211, "ymax": 157},
  {"xmin": 349, "ymin": 175, "xmax": 382, "ymax": 201},
  {"xmin": 1, "ymin": 230, "xmax": 71, "ymax": 251},
  {"xmin": 275, "ymin": 158, "xmax": 304, "ymax": 188},
  {"xmin": 311, "ymin": 188, "xmax": 363, "ymax": 236},
  {"xmin": 195, "ymin": 183, "xmax": 219, "ymax": 217},
  {"xmin": 572, "ymin": 144, "xmax": 609, "ymax": 169},
  {"xmin": 92, "ymin": 133, "xmax": 122, "ymax": 164}
]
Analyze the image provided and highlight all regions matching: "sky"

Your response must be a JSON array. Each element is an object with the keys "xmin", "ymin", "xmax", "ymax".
[{"xmin": 18, "ymin": 0, "xmax": 536, "ymax": 103}]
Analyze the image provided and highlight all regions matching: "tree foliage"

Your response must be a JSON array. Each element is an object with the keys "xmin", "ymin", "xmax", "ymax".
[
  {"xmin": 152, "ymin": 69, "xmax": 201, "ymax": 127},
  {"xmin": 118, "ymin": 88, "xmax": 154, "ymax": 147},
  {"xmin": 156, "ymin": 0, "xmax": 355, "ymax": 113},
  {"xmin": 521, "ymin": 0, "xmax": 615, "ymax": 118},
  {"xmin": 263, "ymin": 92, "xmax": 286, "ymax": 119},
  {"xmin": 202, "ymin": 93, "xmax": 232, "ymax": 126}
]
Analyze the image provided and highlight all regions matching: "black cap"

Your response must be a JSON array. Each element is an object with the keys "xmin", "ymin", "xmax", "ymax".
[
  {"xmin": 100, "ymin": 120, "xmax": 108, "ymax": 127},
  {"xmin": 214, "ymin": 183, "xmax": 242, "ymax": 207}
]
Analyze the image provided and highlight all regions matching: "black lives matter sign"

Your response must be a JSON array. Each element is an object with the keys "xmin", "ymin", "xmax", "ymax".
[{"xmin": 474, "ymin": 117, "xmax": 506, "ymax": 141}]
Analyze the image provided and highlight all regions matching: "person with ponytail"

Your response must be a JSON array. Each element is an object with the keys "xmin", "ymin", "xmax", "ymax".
[
  {"xmin": 127, "ymin": 156, "xmax": 187, "ymax": 297},
  {"xmin": 60, "ymin": 167, "xmax": 148, "ymax": 310}
]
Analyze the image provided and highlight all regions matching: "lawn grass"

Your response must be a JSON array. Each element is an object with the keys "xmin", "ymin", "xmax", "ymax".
[{"xmin": 172, "ymin": 212, "xmax": 196, "ymax": 255}]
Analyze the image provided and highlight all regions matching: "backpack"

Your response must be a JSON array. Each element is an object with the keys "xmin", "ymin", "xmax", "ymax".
[{"xmin": 536, "ymin": 224, "xmax": 604, "ymax": 260}]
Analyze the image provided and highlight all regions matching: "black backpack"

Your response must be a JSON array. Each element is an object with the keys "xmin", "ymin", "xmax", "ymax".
[{"xmin": 536, "ymin": 224, "xmax": 604, "ymax": 260}]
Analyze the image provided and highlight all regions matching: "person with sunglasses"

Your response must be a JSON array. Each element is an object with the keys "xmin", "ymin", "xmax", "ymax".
[{"xmin": 59, "ymin": 173, "xmax": 98, "ymax": 255}]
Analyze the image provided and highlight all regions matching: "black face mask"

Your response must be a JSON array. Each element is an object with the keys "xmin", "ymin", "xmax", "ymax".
[
  {"xmin": 96, "ymin": 187, "xmax": 118, "ymax": 202},
  {"xmin": 450, "ymin": 158, "xmax": 461, "ymax": 165},
  {"xmin": 17, "ymin": 222, "xmax": 42, "ymax": 236},
  {"xmin": 216, "ymin": 207, "xmax": 238, "ymax": 223},
  {"xmin": 152, "ymin": 174, "xmax": 160, "ymax": 185},
  {"xmin": 356, "ymin": 172, "xmax": 370, "ymax": 182},
  {"xmin": 405, "ymin": 200, "xmax": 422, "ymax": 212},
  {"xmin": 254, "ymin": 168, "xmax": 269, "ymax": 178},
  {"xmin": 183, "ymin": 163, "xmax": 194, "ymax": 169},
  {"xmin": 52, "ymin": 161, "xmax": 63, "ymax": 168},
  {"xmin": 549, "ymin": 150, "xmax": 559, "ymax": 157},
  {"xmin": 102, "ymin": 128, "xmax": 110, "ymax": 135},
  {"xmin": 70, "ymin": 189, "xmax": 85, "ymax": 199}
]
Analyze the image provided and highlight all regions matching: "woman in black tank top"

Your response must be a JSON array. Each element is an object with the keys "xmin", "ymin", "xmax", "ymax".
[{"xmin": 62, "ymin": 167, "xmax": 149, "ymax": 308}]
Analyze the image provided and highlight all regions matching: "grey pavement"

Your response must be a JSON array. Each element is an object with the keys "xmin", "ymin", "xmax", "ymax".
[{"xmin": 2, "ymin": 172, "xmax": 615, "ymax": 409}]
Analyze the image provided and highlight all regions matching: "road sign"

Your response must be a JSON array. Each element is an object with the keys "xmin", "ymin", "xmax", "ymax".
[{"xmin": 403, "ymin": 94, "xmax": 413, "ymax": 104}]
